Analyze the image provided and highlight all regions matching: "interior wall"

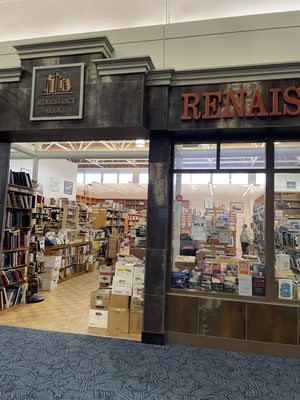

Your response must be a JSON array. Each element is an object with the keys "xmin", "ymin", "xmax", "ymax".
[{"xmin": 10, "ymin": 159, "xmax": 77, "ymax": 201}]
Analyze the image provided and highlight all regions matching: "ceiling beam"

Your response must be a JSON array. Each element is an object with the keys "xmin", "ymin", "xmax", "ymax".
[{"xmin": 10, "ymin": 150, "xmax": 149, "ymax": 160}]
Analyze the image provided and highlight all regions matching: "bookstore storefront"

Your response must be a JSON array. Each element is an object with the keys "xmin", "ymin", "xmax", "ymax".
[{"xmin": 0, "ymin": 36, "xmax": 300, "ymax": 356}]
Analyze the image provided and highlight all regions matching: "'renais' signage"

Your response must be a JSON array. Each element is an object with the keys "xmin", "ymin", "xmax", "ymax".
[
  {"xmin": 181, "ymin": 87, "xmax": 300, "ymax": 121},
  {"xmin": 30, "ymin": 63, "xmax": 84, "ymax": 121}
]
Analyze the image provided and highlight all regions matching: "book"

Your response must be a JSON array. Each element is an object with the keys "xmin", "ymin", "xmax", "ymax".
[
  {"xmin": 238, "ymin": 260, "xmax": 250, "ymax": 275},
  {"xmin": 278, "ymin": 279, "xmax": 294, "ymax": 300}
]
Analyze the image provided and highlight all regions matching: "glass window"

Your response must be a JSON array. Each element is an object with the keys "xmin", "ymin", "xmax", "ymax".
[
  {"xmin": 77, "ymin": 172, "xmax": 84, "ymax": 184},
  {"xmin": 139, "ymin": 172, "xmax": 149, "ymax": 184},
  {"xmin": 103, "ymin": 173, "xmax": 118, "ymax": 183},
  {"xmin": 119, "ymin": 172, "xmax": 133, "ymax": 183},
  {"xmin": 274, "ymin": 173, "xmax": 300, "ymax": 301},
  {"xmin": 174, "ymin": 144, "xmax": 217, "ymax": 170},
  {"xmin": 275, "ymin": 142, "xmax": 300, "ymax": 169},
  {"xmin": 171, "ymin": 172, "xmax": 265, "ymax": 297},
  {"xmin": 220, "ymin": 143, "xmax": 266, "ymax": 169},
  {"xmin": 85, "ymin": 172, "xmax": 101, "ymax": 185}
]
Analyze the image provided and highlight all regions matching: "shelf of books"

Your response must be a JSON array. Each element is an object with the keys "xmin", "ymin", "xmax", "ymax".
[
  {"xmin": 0, "ymin": 171, "xmax": 35, "ymax": 312},
  {"xmin": 44, "ymin": 241, "xmax": 90, "ymax": 283},
  {"xmin": 274, "ymin": 192, "xmax": 300, "ymax": 300}
]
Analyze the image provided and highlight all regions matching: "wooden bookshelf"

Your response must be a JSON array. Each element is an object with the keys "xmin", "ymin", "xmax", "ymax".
[{"xmin": 0, "ymin": 171, "xmax": 35, "ymax": 312}]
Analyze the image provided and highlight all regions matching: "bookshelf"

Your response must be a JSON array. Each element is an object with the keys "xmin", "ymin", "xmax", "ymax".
[
  {"xmin": 44, "ymin": 241, "xmax": 90, "ymax": 282},
  {"xmin": 62, "ymin": 205, "xmax": 79, "ymax": 231},
  {"xmin": 76, "ymin": 195, "xmax": 148, "ymax": 212},
  {"xmin": 0, "ymin": 171, "xmax": 35, "ymax": 311},
  {"xmin": 91, "ymin": 207, "xmax": 126, "ymax": 235}
]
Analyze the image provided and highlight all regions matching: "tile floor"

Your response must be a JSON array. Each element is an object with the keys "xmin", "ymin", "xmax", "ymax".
[{"xmin": 0, "ymin": 270, "xmax": 141, "ymax": 341}]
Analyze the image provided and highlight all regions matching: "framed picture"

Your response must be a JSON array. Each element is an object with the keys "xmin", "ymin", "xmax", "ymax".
[
  {"xmin": 64, "ymin": 180, "xmax": 73, "ymax": 195},
  {"xmin": 228, "ymin": 236, "xmax": 235, "ymax": 248},
  {"xmin": 230, "ymin": 202, "xmax": 243, "ymax": 213},
  {"xmin": 49, "ymin": 176, "xmax": 60, "ymax": 192}
]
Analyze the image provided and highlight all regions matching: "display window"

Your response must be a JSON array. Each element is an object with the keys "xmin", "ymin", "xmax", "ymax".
[
  {"xmin": 275, "ymin": 172, "xmax": 300, "ymax": 301},
  {"xmin": 172, "ymin": 142, "xmax": 268, "ymax": 297},
  {"xmin": 172, "ymin": 141, "xmax": 300, "ymax": 302}
]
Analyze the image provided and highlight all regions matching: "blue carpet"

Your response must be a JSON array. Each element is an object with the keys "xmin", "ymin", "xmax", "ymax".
[{"xmin": 0, "ymin": 326, "xmax": 299, "ymax": 399}]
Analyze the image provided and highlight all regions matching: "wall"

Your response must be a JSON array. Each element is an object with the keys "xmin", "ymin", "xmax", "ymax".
[
  {"xmin": 10, "ymin": 159, "xmax": 77, "ymax": 201},
  {"xmin": 1, "ymin": 11, "xmax": 300, "ymax": 70}
]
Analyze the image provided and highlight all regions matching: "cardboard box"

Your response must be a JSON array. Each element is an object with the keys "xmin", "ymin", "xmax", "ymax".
[
  {"xmin": 91, "ymin": 240, "xmax": 101, "ymax": 250},
  {"xmin": 131, "ymin": 297, "xmax": 144, "ymax": 310},
  {"xmin": 109, "ymin": 294, "xmax": 130, "ymax": 308},
  {"xmin": 132, "ymin": 284, "xmax": 144, "ymax": 299},
  {"xmin": 90, "ymin": 288, "xmax": 111, "ymax": 309},
  {"xmin": 112, "ymin": 278, "xmax": 132, "ymax": 296},
  {"xmin": 133, "ymin": 265, "xmax": 145, "ymax": 284},
  {"xmin": 89, "ymin": 309, "xmax": 108, "ymax": 328},
  {"xmin": 99, "ymin": 272, "xmax": 112, "ymax": 285},
  {"xmin": 107, "ymin": 307, "xmax": 129, "ymax": 333},
  {"xmin": 130, "ymin": 310, "xmax": 143, "ymax": 334},
  {"xmin": 130, "ymin": 247, "xmax": 146, "ymax": 260},
  {"xmin": 39, "ymin": 266, "xmax": 59, "ymax": 280},
  {"xmin": 88, "ymin": 262, "xmax": 97, "ymax": 273},
  {"xmin": 115, "ymin": 262, "xmax": 134, "ymax": 280},
  {"xmin": 174, "ymin": 255, "xmax": 195, "ymax": 270},
  {"xmin": 39, "ymin": 278, "xmax": 58, "ymax": 291},
  {"xmin": 98, "ymin": 257, "xmax": 106, "ymax": 266},
  {"xmin": 38, "ymin": 255, "xmax": 62, "ymax": 268}
]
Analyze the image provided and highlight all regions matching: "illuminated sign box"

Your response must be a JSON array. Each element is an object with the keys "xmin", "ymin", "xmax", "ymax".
[{"xmin": 30, "ymin": 63, "xmax": 84, "ymax": 121}]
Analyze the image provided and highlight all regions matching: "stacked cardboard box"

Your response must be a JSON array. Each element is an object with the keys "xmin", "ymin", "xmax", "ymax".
[
  {"xmin": 87, "ymin": 240, "xmax": 103, "ymax": 272},
  {"xmin": 107, "ymin": 294, "xmax": 130, "ymax": 333},
  {"xmin": 112, "ymin": 262, "xmax": 134, "ymax": 295},
  {"xmin": 38, "ymin": 255, "xmax": 62, "ymax": 291},
  {"xmin": 130, "ymin": 297, "xmax": 144, "ymax": 334},
  {"xmin": 99, "ymin": 264, "xmax": 113, "ymax": 287},
  {"xmin": 89, "ymin": 288, "xmax": 111, "ymax": 328}
]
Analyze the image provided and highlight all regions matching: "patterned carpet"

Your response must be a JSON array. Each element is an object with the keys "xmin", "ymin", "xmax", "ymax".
[{"xmin": 0, "ymin": 326, "xmax": 299, "ymax": 400}]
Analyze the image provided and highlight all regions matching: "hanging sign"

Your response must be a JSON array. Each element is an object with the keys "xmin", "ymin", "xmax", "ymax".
[{"xmin": 30, "ymin": 63, "xmax": 84, "ymax": 121}]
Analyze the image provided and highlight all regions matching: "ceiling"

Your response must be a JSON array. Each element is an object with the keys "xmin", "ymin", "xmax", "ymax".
[{"xmin": 11, "ymin": 140, "xmax": 150, "ymax": 169}]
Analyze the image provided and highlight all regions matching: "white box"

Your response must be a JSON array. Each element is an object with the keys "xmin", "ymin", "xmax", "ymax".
[
  {"xmin": 133, "ymin": 265, "xmax": 145, "ymax": 284},
  {"xmin": 89, "ymin": 309, "xmax": 108, "ymax": 328},
  {"xmin": 112, "ymin": 276, "xmax": 132, "ymax": 296},
  {"xmin": 132, "ymin": 283, "xmax": 144, "ymax": 299},
  {"xmin": 39, "ymin": 266, "xmax": 59, "ymax": 280},
  {"xmin": 40, "ymin": 278, "xmax": 58, "ymax": 291},
  {"xmin": 115, "ymin": 262, "xmax": 134, "ymax": 281},
  {"xmin": 38, "ymin": 255, "xmax": 62, "ymax": 268}
]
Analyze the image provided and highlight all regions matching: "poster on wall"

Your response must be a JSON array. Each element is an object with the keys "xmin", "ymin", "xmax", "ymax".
[
  {"xmin": 64, "ymin": 181, "xmax": 73, "ymax": 195},
  {"xmin": 30, "ymin": 63, "xmax": 84, "ymax": 121},
  {"xmin": 49, "ymin": 177, "xmax": 60, "ymax": 192}
]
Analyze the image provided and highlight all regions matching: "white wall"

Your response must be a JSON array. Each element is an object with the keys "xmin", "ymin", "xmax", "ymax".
[
  {"xmin": 1, "ymin": 10, "xmax": 300, "ymax": 70},
  {"xmin": 10, "ymin": 159, "xmax": 77, "ymax": 201}
]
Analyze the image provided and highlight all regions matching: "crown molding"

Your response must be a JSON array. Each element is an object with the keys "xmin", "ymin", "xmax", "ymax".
[
  {"xmin": 170, "ymin": 62, "xmax": 300, "ymax": 86},
  {"xmin": 146, "ymin": 69, "xmax": 174, "ymax": 86},
  {"xmin": 0, "ymin": 67, "xmax": 23, "ymax": 83},
  {"xmin": 14, "ymin": 37, "xmax": 114, "ymax": 60},
  {"xmin": 94, "ymin": 56, "xmax": 155, "ymax": 76}
]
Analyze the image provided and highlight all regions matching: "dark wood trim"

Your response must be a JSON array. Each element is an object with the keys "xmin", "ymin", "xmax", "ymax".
[{"xmin": 165, "ymin": 331, "xmax": 300, "ymax": 358}]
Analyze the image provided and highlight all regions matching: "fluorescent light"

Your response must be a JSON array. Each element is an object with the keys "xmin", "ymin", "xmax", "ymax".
[{"xmin": 135, "ymin": 139, "xmax": 145, "ymax": 148}]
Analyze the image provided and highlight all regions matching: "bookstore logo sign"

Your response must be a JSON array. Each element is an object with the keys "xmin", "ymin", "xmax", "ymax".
[{"xmin": 30, "ymin": 63, "xmax": 84, "ymax": 121}]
